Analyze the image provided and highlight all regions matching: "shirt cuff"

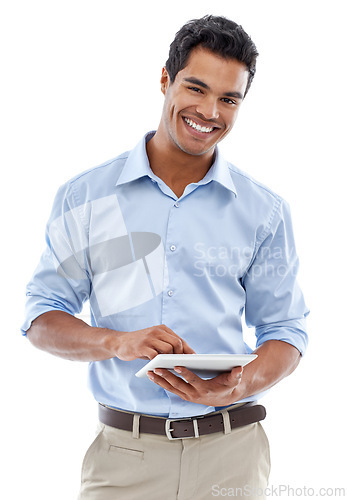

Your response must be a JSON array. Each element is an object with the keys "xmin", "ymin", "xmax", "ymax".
[{"xmin": 255, "ymin": 315, "xmax": 309, "ymax": 355}]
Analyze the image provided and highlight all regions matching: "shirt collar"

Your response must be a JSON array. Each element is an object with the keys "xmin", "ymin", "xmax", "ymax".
[
  {"xmin": 116, "ymin": 131, "xmax": 156, "ymax": 186},
  {"xmin": 201, "ymin": 148, "xmax": 237, "ymax": 196},
  {"xmin": 116, "ymin": 131, "xmax": 237, "ymax": 197}
]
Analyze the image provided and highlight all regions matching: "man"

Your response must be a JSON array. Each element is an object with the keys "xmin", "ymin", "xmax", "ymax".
[{"xmin": 22, "ymin": 15, "xmax": 309, "ymax": 500}]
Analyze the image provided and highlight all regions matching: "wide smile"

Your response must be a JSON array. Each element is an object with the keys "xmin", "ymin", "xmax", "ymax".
[{"xmin": 182, "ymin": 116, "xmax": 220, "ymax": 138}]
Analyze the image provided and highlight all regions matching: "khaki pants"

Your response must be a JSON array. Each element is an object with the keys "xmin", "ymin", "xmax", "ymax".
[{"xmin": 79, "ymin": 416, "xmax": 270, "ymax": 500}]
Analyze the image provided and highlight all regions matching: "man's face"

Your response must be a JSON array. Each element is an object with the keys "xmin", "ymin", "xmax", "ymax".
[{"xmin": 160, "ymin": 46, "xmax": 249, "ymax": 157}]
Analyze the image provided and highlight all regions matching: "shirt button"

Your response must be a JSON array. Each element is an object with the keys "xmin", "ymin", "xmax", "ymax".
[
  {"xmin": 167, "ymin": 290, "xmax": 174, "ymax": 297},
  {"xmin": 174, "ymin": 202, "xmax": 179, "ymax": 208},
  {"xmin": 170, "ymin": 245, "xmax": 176, "ymax": 252}
]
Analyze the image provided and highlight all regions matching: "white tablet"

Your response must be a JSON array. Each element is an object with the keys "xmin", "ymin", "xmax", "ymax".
[{"xmin": 135, "ymin": 353, "xmax": 257, "ymax": 378}]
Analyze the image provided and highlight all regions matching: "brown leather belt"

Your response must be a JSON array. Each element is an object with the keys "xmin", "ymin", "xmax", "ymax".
[{"xmin": 98, "ymin": 402, "xmax": 266, "ymax": 440}]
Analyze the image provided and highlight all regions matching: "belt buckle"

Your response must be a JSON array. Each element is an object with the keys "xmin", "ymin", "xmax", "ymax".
[{"xmin": 165, "ymin": 417, "xmax": 200, "ymax": 440}]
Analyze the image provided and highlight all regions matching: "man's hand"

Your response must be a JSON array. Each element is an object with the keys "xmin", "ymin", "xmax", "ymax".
[
  {"xmin": 27, "ymin": 311, "xmax": 195, "ymax": 362},
  {"xmin": 146, "ymin": 340, "xmax": 301, "ymax": 406},
  {"xmin": 113, "ymin": 325, "xmax": 196, "ymax": 361},
  {"xmin": 147, "ymin": 365, "xmax": 243, "ymax": 407}
]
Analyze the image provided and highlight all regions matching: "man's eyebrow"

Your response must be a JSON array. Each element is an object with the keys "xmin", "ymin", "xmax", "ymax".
[
  {"xmin": 183, "ymin": 77, "xmax": 244, "ymax": 99},
  {"xmin": 224, "ymin": 91, "xmax": 244, "ymax": 100},
  {"xmin": 183, "ymin": 77, "xmax": 210, "ymax": 90}
]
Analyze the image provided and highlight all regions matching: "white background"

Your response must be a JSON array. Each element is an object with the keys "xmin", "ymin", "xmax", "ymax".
[{"xmin": 1, "ymin": 1, "xmax": 346, "ymax": 498}]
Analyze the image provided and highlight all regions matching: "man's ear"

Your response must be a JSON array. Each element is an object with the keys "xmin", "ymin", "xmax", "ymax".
[{"xmin": 160, "ymin": 67, "xmax": 170, "ymax": 95}]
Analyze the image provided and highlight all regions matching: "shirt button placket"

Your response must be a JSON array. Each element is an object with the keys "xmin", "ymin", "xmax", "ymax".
[
  {"xmin": 167, "ymin": 244, "xmax": 176, "ymax": 296},
  {"xmin": 165, "ymin": 202, "xmax": 182, "ymax": 417},
  {"xmin": 162, "ymin": 201, "xmax": 181, "ymax": 323}
]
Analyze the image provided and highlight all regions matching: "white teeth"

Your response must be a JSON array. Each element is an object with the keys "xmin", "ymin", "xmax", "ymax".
[{"xmin": 184, "ymin": 118, "xmax": 214, "ymax": 133}]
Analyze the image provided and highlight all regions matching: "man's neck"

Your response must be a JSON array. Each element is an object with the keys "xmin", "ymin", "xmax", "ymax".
[{"xmin": 146, "ymin": 131, "xmax": 215, "ymax": 198}]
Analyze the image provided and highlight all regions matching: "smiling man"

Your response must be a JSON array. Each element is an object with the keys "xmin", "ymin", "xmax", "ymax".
[
  {"xmin": 23, "ymin": 15, "xmax": 309, "ymax": 500},
  {"xmin": 147, "ymin": 46, "xmax": 248, "ymax": 197}
]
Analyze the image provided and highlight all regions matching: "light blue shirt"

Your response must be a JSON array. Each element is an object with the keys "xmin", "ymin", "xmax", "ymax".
[{"xmin": 22, "ymin": 131, "xmax": 309, "ymax": 418}]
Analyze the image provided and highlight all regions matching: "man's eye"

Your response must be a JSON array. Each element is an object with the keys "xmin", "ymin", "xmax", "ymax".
[
  {"xmin": 188, "ymin": 87, "xmax": 202, "ymax": 93},
  {"xmin": 222, "ymin": 97, "xmax": 236, "ymax": 105}
]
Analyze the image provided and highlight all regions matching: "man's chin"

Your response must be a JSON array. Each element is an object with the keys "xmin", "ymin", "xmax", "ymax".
[{"xmin": 176, "ymin": 140, "xmax": 217, "ymax": 157}]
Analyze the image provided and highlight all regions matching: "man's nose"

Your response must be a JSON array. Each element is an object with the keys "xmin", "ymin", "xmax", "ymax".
[{"xmin": 196, "ymin": 97, "xmax": 220, "ymax": 121}]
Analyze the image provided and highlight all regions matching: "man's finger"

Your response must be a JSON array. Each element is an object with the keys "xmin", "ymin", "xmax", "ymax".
[
  {"xmin": 160, "ymin": 326, "xmax": 196, "ymax": 354},
  {"xmin": 173, "ymin": 366, "xmax": 200, "ymax": 384},
  {"xmin": 147, "ymin": 369, "xmax": 192, "ymax": 399},
  {"xmin": 215, "ymin": 366, "xmax": 243, "ymax": 386},
  {"xmin": 181, "ymin": 342, "xmax": 196, "ymax": 354}
]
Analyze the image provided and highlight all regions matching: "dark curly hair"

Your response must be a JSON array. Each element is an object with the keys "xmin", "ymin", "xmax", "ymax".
[{"xmin": 165, "ymin": 15, "xmax": 259, "ymax": 97}]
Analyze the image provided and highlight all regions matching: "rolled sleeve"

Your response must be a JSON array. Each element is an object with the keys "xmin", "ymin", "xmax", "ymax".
[
  {"xmin": 242, "ymin": 199, "xmax": 309, "ymax": 355},
  {"xmin": 21, "ymin": 182, "xmax": 91, "ymax": 335}
]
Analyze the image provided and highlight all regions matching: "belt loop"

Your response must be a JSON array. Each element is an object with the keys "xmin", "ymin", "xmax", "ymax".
[
  {"xmin": 221, "ymin": 410, "xmax": 232, "ymax": 435},
  {"xmin": 132, "ymin": 414, "xmax": 140, "ymax": 439}
]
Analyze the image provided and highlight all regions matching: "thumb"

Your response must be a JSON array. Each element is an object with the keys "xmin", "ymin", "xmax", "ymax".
[{"xmin": 217, "ymin": 366, "xmax": 243, "ymax": 385}]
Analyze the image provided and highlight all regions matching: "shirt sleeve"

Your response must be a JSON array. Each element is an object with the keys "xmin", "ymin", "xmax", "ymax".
[
  {"xmin": 21, "ymin": 181, "xmax": 91, "ymax": 335},
  {"xmin": 242, "ymin": 198, "xmax": 309, "ymax": 355}
]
